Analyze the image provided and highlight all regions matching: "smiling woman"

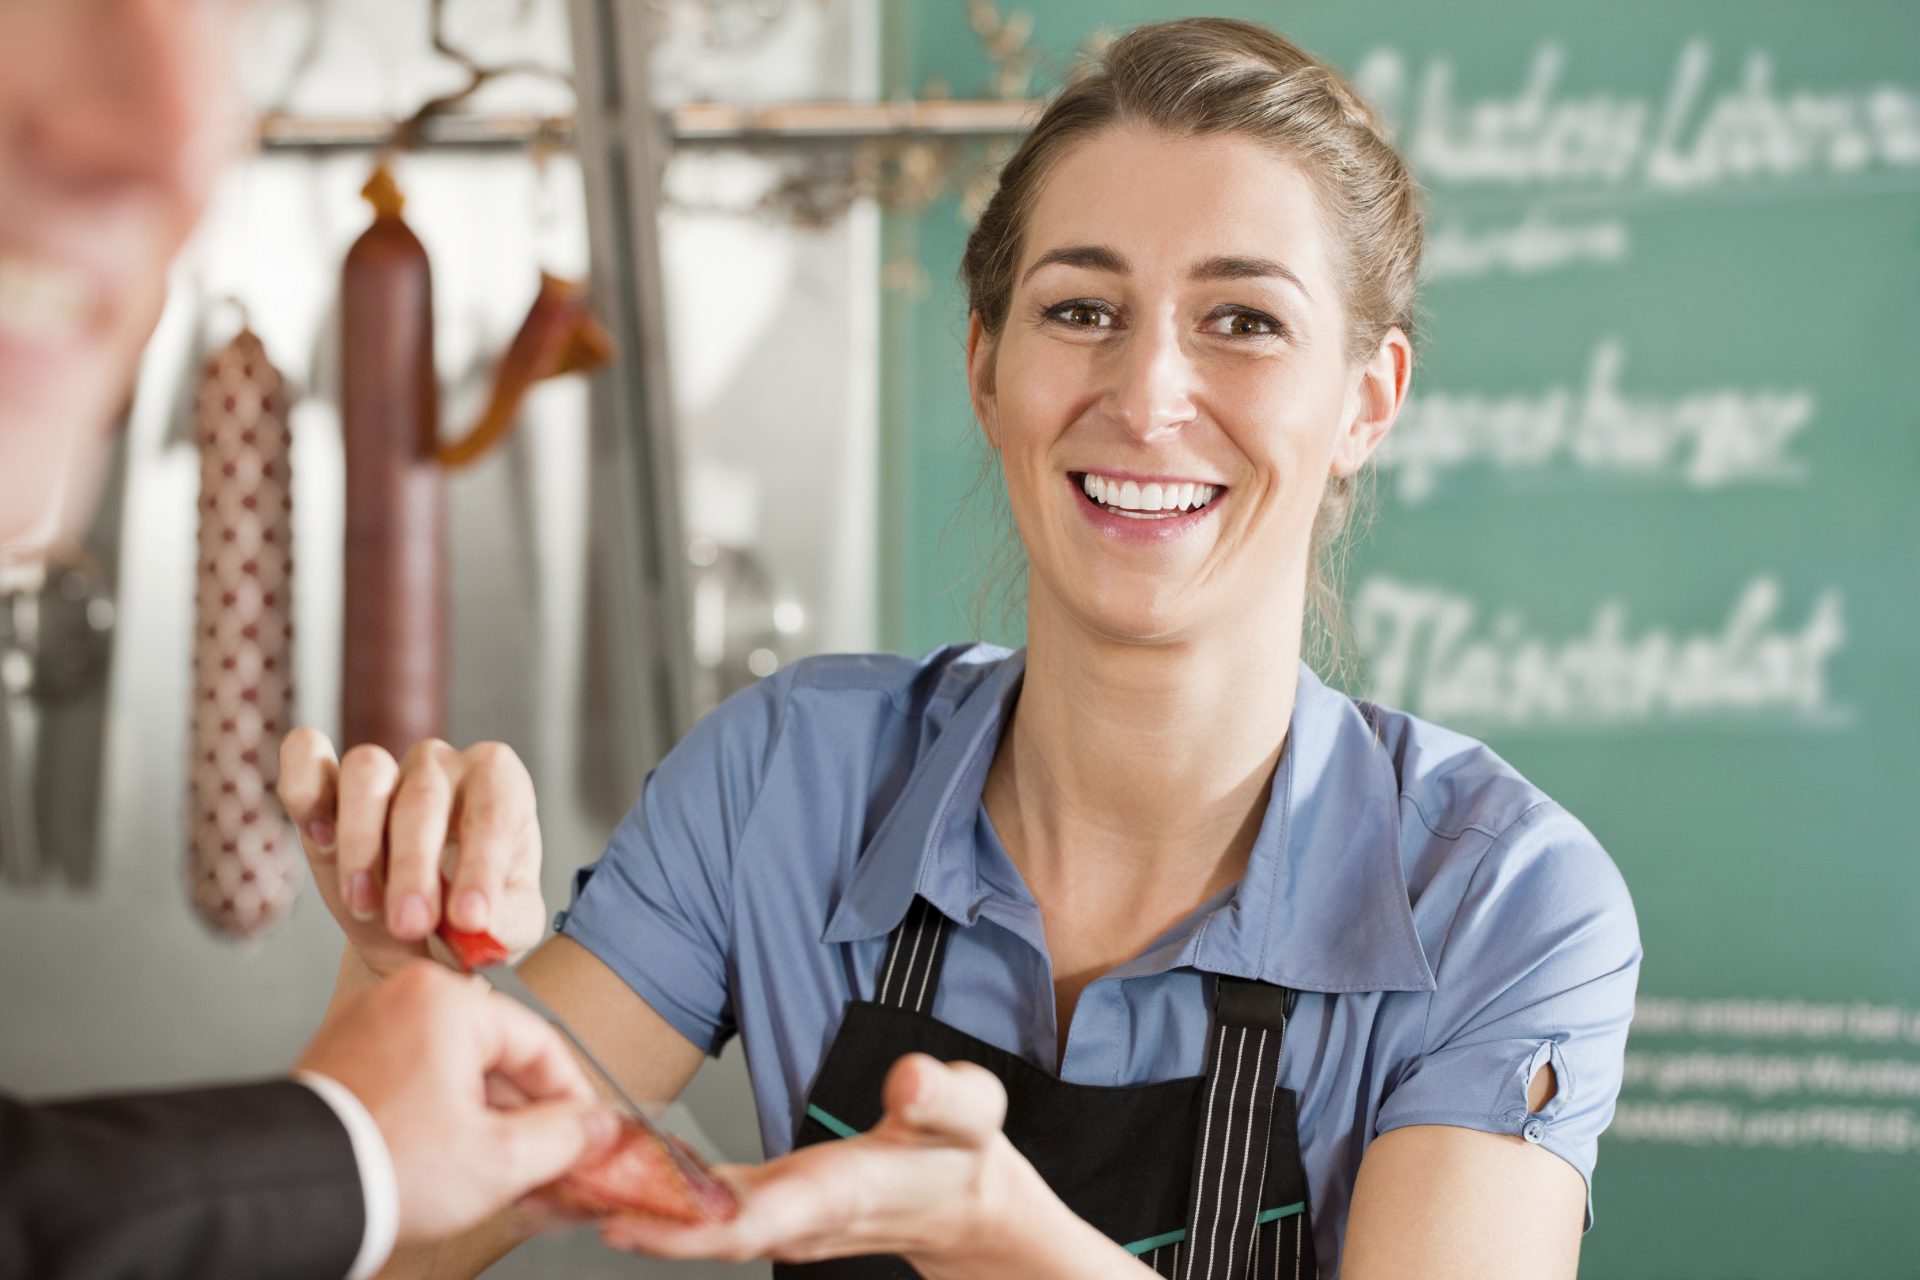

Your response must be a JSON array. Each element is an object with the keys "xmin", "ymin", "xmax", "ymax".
[
  {"xmin": 967, "ymin": 124, "xmax": 1398, "ymax": 660},
  {"xmin": 283, "ymin": 17, "xmax": 1640, "ymax": 1280},
  {"xmin": 961, "ymin": 23, "xmax": 1421, "ymax": 683}
]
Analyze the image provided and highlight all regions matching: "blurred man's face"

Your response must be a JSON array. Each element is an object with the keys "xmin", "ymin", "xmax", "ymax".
[{"xmin": 0, "ymin": 0, "xmax": 244, "ymax": 548}]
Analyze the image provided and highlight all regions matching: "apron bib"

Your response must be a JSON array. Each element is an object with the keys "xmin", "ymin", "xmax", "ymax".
[{"xmin": 779, "ymin": 897, "xmax": 1320, "ymax": 1280}]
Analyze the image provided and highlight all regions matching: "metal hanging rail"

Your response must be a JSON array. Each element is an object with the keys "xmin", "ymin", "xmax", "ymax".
[{"xmin": 254, "ymin": 99, "xmax": 1036, "ymax": 153}]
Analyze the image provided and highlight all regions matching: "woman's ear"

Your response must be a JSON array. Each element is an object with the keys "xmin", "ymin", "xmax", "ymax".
[
  {"xmin": 1332, "ymin": 325, "xmax": 1412, "ymax": 477},
  {"xmin": 965, "ymin": 310, "xmax": 1000, "ymax": 450}
]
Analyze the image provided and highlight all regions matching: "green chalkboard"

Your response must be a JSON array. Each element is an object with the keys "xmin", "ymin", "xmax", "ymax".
[{"xmin": 877, "ymin": 2, "xmax": 1920, "ymax": 1275}]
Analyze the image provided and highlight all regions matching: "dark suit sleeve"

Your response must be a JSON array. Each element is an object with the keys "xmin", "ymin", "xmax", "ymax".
[{"xmin": 0, "ymin": 1080, "xmax": 365, "ymax": 1280}]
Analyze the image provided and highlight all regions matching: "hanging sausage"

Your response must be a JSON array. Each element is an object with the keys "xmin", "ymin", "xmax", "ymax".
[
  {"xmin": 337, "ymin": 155, "xmax": 609, "ymax": 766},
  {"xmin": 339, "ymin": 162, "xmax": 444, "ymax": 757},
  {"xmin": 436, "ymin": 272, "xmax": 612, "ymax": 470},
  {"xmin": 188, "ymin": 320, "xmax": 300, "ymax": 939}
]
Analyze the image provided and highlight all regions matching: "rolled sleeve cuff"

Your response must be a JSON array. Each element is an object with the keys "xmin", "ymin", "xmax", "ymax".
[
  {"xmin": 294, "ymin": 1071, "xmax": 399, "ymax": 1280},
  {"xmin": 555, "ymin": 907, "xmax": 732, "ymax": 1055},
  {"xmin": 1373, "ymin": 1107, "xmax": 1597, "ymax": 1232}
]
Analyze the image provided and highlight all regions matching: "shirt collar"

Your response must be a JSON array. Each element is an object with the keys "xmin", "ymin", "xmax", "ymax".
[{"xmin": 821, "ymin": 648, "xmax": 1436, "ymax": 995}]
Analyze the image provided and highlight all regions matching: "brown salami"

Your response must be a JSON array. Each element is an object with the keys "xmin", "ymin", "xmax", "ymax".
[
  {"xmin": 339, "ymin": 162, "xmax": 444, "ymax": 756},
  {"xmin": 189, "ymin": 324, "xmax": 300, "ymax": 938}
]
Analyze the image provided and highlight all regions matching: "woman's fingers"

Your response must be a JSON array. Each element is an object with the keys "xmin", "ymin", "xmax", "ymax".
[
  {"xmin": 276, "ymin": 729, "xmax": 546, "ymax": 970},
  {"xmin": 882, "ymin": 1055, "xmax": 1008, "ymax": 1143},
  {"xmin": 597, "ymin": 1160, "xmax": 834, "ymax": 1263},
  {"xmin": 605, "ymin": 1059, "xmax": 1007, "ymax": 1261},
  {"xmin": 335, "ymin": 743, "xmax": 401, "ymax": 922},
  {"xmin": 447, "ymin": 741, "xmax": 535, "ymax": 934},
  {"xmin": 595, "ymin": 1072, "xmax": 1030, "ymax": 1268},
  {"xmin": 595, "ymin": 1142, "xmax": 951, "ymax": 1264},
  {"xmin": 385, "ymin": 739, "xmax": 459, "ymax": 939},
  {"xmin": 277, "ymin": 727, "xmax": 340, "ymax": 852},
  {"xmin": 278, "ymin": 729, "xmax": 351, "ymax": 929}
]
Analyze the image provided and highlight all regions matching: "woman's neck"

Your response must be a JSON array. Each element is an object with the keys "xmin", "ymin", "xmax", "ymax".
[{"xmin": 986, "ymin": 586, "xmax": 1304, "ymax": 910}]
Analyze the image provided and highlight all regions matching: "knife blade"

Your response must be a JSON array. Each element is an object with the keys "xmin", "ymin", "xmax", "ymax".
[
  {"xmin": 424, "ymin": 905, "xmax": 721, "ymax": 1205},
  {"xmin": 450, "ymin": 950, "xmax": 729, "ymax": 1201},
  {"xmin": 429, "ymin": 862, "xmax": 732, "ymax": 1202},
  {"xmin": 474, "ymin": 961, "xmax": 659, "ymax": 1122}
]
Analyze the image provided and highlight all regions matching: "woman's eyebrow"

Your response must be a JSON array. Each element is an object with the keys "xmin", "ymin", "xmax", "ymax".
[
  {"xmin": 1018, "ymin": 245, "xmax": 1311, "ymax": 301},
  {"xmin": 1020, "ymin": 244, "xmax": 1129, "ymax": 285},
  {"xmin": 1190, "ymin": 255, "xmax": 1312, "ymax": 301}
]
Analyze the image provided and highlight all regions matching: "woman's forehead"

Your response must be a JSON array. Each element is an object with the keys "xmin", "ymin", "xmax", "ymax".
[{"xmin": 1019, "ymin": 125, "xmax": 1335, "ymax": 292}]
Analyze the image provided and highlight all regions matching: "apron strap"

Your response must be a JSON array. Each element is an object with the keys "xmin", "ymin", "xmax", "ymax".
[
  {"xmin": 1179, "ymin": 976, "xmax": 1297, "ymax": 1280},
  {"xmin": 872, "ymin": 896, "xmax": 953, "ymax": 1013}
]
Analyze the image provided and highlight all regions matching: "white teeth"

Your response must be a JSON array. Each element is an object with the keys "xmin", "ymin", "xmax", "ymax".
[
  {"xmin": 1079, "ymin": 471, "xmax": 1222, "ymax": 515},
  {"xmin": 0, "ymin": 256, "xmax": 92, "ymax": 345}
]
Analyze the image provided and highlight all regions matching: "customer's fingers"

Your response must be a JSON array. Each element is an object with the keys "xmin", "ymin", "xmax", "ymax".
[
  {"xmin": 469, "ymin": 988, "xmax": 598, "ymax": 1106},
  {"xmin": 483, "ymin": 1102, "xmax": 622, "ymax": 1205}
]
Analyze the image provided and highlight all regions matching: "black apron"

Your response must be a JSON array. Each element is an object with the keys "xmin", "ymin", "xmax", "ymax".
[{"xmin": 779, "ymin": 898, "xmax": 1320, "ymax": 1280}]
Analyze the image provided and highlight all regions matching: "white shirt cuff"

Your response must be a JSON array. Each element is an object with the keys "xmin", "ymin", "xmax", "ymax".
[{"xmin": 294, "ymin": 1070, "xmax": 400, "ymax": 1280}]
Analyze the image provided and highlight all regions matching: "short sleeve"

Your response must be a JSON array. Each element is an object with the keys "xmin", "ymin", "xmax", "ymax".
[
  {"xmin": 554, "ymin": 671, "xmax": 790, "ymax": 1056},
  {"xmin": 1374, "ymin": 800, "xmax": 1642, "ymax": 1230}
]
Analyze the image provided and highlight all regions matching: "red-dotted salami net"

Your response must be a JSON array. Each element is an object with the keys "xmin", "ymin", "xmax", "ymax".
[{"xmin": 188, "ymin": 326, "xmax": 300, "ymax": 939}]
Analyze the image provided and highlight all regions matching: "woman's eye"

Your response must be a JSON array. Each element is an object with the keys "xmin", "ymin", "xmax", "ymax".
[
  {"xmin": 1047, "ymin": 302, "xmax": 1115, "ymax": 329},
  {"xmin": 1206, "ymin": 309, "xmax": 1283, "ymax": 338}
]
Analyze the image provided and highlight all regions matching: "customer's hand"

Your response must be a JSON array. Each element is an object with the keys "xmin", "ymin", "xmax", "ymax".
[
  {"xmin": 295, "ymin": 960, "xmax": 622, "ymax": 1244},
  {"xmin": 277, "ymin": 729, "xmax": 545, "ymax": 978}
]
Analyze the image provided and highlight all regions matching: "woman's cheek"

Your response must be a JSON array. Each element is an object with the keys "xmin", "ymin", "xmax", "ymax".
[
  {"xmin": 1005, "ymin": 335, "xmax": 1100, "ymax": 423},
  {"xmin": 996, "ymin": 381, "xmax": 1057, "ymax": 452}
]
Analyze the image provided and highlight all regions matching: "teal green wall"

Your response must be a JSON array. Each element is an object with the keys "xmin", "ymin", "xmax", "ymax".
[{"xmin": 879, "ymin": 3, "xmax": 1920, "ymax": 1275}]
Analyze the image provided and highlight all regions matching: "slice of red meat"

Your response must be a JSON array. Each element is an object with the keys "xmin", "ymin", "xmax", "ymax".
[{"xmin": 541, "ymin": 1122, "xmax": 739, "ymax": 1225}]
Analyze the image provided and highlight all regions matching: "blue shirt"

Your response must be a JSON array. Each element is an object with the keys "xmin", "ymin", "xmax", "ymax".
[{"xmin": 557, "ymin": 644, "xmax": 1641, "ymax": 1273}]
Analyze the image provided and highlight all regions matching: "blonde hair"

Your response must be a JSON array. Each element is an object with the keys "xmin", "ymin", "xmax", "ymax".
[{"xmin": 959, "ymin": 17, "xmax": 1425, "ymax": 687}]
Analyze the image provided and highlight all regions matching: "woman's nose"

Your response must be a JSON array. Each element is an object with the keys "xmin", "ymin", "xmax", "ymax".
[
  {"xmin": 1102, "ymin": 320, "xmax": 1197, "ymax": 442},
  {"xmin": 17, "ymin": 0, "xmax": 229, "ymax": 218}
]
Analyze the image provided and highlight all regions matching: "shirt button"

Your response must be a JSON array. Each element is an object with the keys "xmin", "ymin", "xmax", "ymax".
[{"xmin": 1522, "ymin": 1119, "xmax": 1546, "ymax": 1144}]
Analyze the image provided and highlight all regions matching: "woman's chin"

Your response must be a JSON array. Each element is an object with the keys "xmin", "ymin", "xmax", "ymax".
[
  {"xmin": 1031, "ymin": 553, "xmax": 1218, "ymax": 645},
  {"xmin": 1063, "ymin": 592, "xmax": 1207, "ymax": 648}
]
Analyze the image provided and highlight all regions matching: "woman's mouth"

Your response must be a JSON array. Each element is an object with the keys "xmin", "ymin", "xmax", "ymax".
[
  {"xmin": 1067, "ymin": 470, "xmax": 1226, "ymax": 541},
  {"xmin": 1072, "ymin": 470, "xmax": 1224, "ymax": 518}
]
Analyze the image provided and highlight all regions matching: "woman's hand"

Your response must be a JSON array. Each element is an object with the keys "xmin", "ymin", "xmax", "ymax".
[
  {"xmin": 597, "ymin": 1054, "xmax": 1148, "ymax": 1279},
  {"xmin": 276, "ymin": 729, "xmax": 546, "ymax": 979}
]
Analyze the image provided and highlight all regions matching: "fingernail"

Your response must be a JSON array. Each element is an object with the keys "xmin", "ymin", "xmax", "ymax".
[
  {"xmin": 395, "ymin": 892, "xmax": 431, "ymax": 937},
  {"xmin": 305, "ymin": 819, "xmax": 336, "ymax": 853},
  {"xmin": 454, "ymin": 888, "xmax": 490, "ymax": 931},
  {"xmin": 347, "ymin": 873, "xmax": 378, "ymax": 921},
  {"xmin": 585, "ymin": 1107, "xmax": 620, "ymax": 1150}
]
